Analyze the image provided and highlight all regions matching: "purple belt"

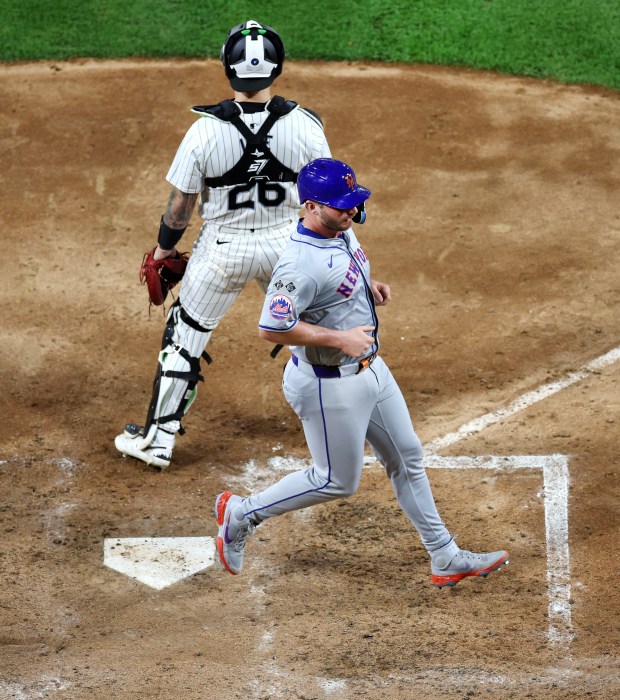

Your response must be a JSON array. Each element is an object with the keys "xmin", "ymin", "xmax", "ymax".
[{"xmin": 291, "ymin": 353, "xmax": 377, "ymax": 378}]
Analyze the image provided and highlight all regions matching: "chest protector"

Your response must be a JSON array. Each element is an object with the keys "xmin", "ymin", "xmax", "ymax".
[{"xmin": 192, "ymin": 96, "xmax": 299, "ymax": 187}]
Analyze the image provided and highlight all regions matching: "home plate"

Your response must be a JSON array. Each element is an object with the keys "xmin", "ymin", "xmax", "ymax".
[{"xmin": 104, "ymin": 537, "xmax": 216, "ymax": 589}]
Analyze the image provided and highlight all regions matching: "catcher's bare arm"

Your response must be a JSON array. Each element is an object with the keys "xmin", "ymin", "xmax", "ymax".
[
  {"xmin": 155, "ymin": 188, "xmax": 199, "ymax": 261},
  {"xmin": 139, "ymin": 188, "xmax": 198, "ymax": 306}
]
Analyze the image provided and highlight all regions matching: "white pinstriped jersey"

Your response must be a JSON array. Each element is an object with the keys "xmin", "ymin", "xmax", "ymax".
[{"xmin": 166, "ymin": 99, "xmax": 331, "ymax": 231}]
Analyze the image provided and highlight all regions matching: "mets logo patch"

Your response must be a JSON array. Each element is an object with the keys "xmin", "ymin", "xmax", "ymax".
[{"xmin": 269, "ymin": 294, "xmax": 294, "ymax": 321}]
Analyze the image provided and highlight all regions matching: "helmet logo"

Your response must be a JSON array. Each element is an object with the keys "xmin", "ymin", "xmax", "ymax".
[{"xmin": 345, "ymin": 173, "xmax": 355, "ymax": 190}]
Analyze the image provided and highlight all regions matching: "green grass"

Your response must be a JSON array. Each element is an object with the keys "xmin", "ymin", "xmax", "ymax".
[{"xmin": 1, "ymin": 0, "xmax": 619, "ymax": 89}]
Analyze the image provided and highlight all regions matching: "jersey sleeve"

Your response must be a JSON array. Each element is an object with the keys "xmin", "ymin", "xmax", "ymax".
[
  {"xmin": 165, "ymin": 120, "xmax": 206, "ymax": 194},
  {"xmin": 317, "ymin": 135, "xmax": 331, "ymax": 159},
  {"xmin": 259, "ymin": 264, "xmax": 318, "ymax": 333},
  {"xmin": 310, "ymin": 116, "xmax": 331, "ymax": 160},
  {"xmin": 298, "ymin": 107, "xmax": 331, "ymax": 159}
]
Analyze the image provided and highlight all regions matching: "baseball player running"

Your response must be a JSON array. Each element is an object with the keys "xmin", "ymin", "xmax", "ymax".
[
  {"xmin": 114, "ymin": 20, "xmax": 331, "ymax": 469},
  {"xmin": 215, "ymin": 158, "xmax": 509, "ymax": 587}
]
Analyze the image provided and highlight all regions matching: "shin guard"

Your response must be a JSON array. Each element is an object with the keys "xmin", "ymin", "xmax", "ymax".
[{"xmin": 139, "ymin": 302, "xmax": 213, "ymax": 449}]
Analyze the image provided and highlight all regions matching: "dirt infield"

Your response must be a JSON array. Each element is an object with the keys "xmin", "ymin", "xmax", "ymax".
[{"xmin": 1, "ymin": 58, "xmax": 619, "ymax": 698}]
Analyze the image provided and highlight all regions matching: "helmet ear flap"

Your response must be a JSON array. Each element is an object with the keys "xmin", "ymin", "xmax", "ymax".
[{"xmin": 352, "ymin": 202, "xmax": 366, "ymax": 224}]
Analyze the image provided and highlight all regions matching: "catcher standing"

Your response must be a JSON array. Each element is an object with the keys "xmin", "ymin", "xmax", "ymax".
[{"xmin": 115, "ymin": 20, "xmax": 331, "ymax": 469}]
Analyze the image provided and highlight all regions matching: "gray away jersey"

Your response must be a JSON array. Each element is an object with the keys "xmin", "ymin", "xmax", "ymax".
[
  {"xmin": 259, "ymin": 220, "xmax": 380, "ymax": 366},
  {"xmin": 166, "ymin": 100, "xmax": 331, "ymax": 231}
]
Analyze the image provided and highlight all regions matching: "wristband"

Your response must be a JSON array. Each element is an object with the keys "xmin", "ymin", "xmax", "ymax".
[{"xmin": 158, "ymin": 216, "xmax": 187, "ymax": 249}]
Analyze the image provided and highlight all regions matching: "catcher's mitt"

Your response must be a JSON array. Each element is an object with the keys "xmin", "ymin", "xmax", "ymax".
[{"xmin": 139, "ymin": 246, "xmax": 189, "ymax": 307}]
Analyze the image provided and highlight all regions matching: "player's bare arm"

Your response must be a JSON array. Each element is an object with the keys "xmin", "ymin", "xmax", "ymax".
[
  {"xmin": 259, "ymin": 322, "xmax": 375, "ymax": 358},
  {"xmin": 370, "ymin": 279, "xmax": 391, "ymax": 306},
  {"xmin": 154, "ymin": 188, "xmax": 199, "ymax": 260}
]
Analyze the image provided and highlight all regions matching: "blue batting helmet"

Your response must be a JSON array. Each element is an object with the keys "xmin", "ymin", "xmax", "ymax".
[
  {"xmin": 221, "ymin": 20, "xmax": 285, "ymax": 91},
  {"xmin": 297, "ymin": 159, "xmax": 371, "ymax": 211}
]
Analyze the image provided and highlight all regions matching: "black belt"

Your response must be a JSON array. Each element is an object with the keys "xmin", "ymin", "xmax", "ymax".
[{"xmin": 291, "ymin": 353, "xmax": 377, "ymax": 378}]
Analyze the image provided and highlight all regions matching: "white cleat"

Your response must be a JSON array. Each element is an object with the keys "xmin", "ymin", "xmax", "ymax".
[{"xmin": 114, "ymin": 423, "xmax": 173, "ymax": 470}]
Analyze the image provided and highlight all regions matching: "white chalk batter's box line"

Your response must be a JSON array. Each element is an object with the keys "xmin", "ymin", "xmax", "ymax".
[
  {"xmin": 422, "ymin": 453, "xmax": 572, "ymax": 645},
  {"xmin": 410, "ymin": 343, "xmax": 620, "ymax": 644},
  {"xmin": 264, "ymin": 452, "xmax": 572, "ymax": 645},
  {"xmin": 104, "ymin": 343, "xmax": 620, "ymax": 641}
]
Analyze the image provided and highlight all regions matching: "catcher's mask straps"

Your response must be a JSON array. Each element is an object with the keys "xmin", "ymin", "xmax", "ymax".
[{"xmin": 178, "ymin": 304, "xmax": 214, "ymax": 364}]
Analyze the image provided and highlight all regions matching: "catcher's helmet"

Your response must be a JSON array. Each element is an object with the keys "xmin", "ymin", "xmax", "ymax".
[
  {"xmin": 297, "ymin": 158, "xmax": 371, "ymax": 210},
  {"xmin": 221, "ymin": 20, "xmax": 285, "ymax": 91}
]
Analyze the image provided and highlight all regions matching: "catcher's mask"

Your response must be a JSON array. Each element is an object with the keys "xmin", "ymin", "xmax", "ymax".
[
  {"xmin": 297, "ymin": 158, "xmax": 371, "ymax": 223},
  {"xmin": 221, "ymin": 20, "xmax": 285, "ymax": 91}
]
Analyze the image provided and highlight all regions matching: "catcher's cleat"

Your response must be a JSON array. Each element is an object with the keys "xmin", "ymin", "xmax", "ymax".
[
  {"xmin": 114, "ymin": 422, "xmax": 175, "ymax": 470},
  {"xmin": 431, "ymin": 544, "xmax": 509, "ymax": 588},
  {"xmin": 215, "ymin": 492, "xmax": 256, "ymax": 575}
]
